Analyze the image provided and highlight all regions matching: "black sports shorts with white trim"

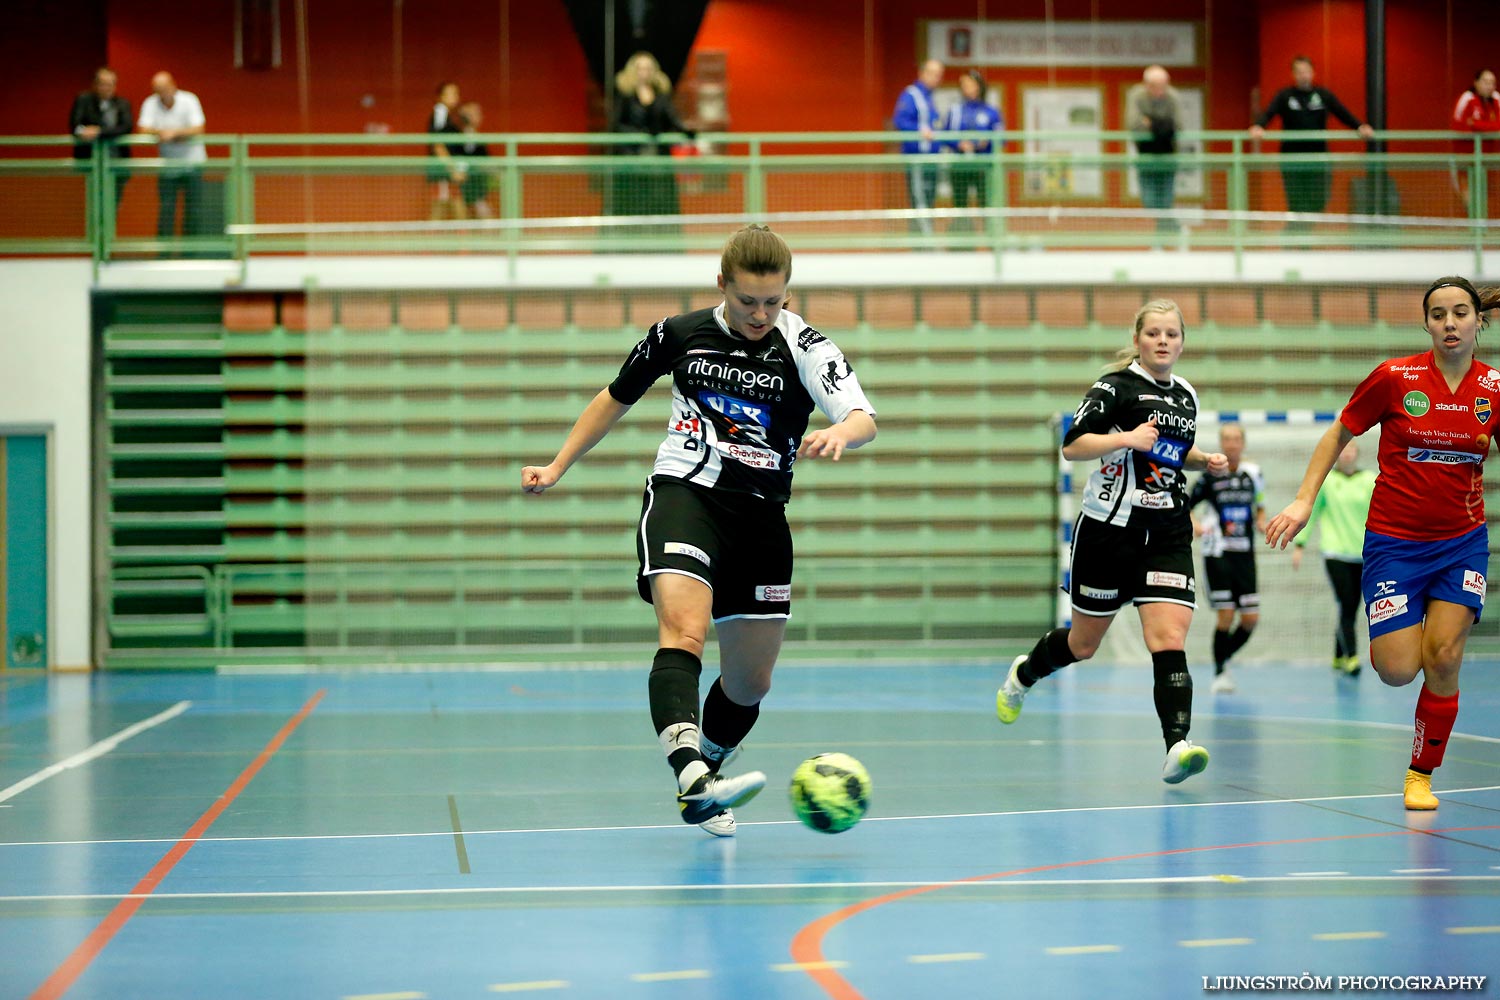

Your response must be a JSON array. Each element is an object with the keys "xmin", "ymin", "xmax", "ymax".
[
  {"xmin": 1203, "ymin": 551, "xmax": 1259, "ymax": 611},
  {"xmin": 635, "ymin": 475, "xmax": 793, "ymax": 621},
  {"xmin": 1068, "ymin": 514, "xmax": 1197, "ymax": 616}
]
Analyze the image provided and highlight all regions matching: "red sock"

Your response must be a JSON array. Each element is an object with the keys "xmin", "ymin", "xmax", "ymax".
[{"xmin": 1410, "ymin": 686, "xmax": 1459, "ymax": 773}]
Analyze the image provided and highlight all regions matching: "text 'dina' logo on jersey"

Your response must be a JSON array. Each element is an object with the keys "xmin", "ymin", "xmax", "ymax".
[
  {"xmin": 1403, "ymin": 390, "xmax": 1430, "ymax": 418},
  {"xmin": 1476, "ymin": 397, "xmax": 1492, "ymax": 425}
]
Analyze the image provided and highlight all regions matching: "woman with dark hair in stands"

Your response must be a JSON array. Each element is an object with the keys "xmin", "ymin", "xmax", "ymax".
[
  {"xmin": 1267, "ymin": 276, "xmax": 1500, "ymax": 810},
  {"xmin": 1450, "ymin": 69, "xmax": 1500, "ymax": 216},
  {"xmin": 996, "ymin": 299, "xmax": 1228, "ymax": 785},
  {"xmin": 426, "ymin": 81, "xmax": 465, "ymax": 219},
  {"xmin": 521, "ymin": 225, "xmax": 877, "ymax": 836}
]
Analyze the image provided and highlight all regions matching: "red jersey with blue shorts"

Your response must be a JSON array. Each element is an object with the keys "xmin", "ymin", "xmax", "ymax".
[{"xmin": 1341, "ymin": 351, "xmax": 1495, "ymax": 637}]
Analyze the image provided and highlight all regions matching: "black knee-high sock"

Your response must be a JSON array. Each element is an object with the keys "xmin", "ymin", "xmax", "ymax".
[
  {"xmin": 649, "ymin": 647, "xmax": 704, "ymax": 777},
  {"xmin": 1151, "ymin": 649, "xmax": 1193, "ymax": 750},
  {"xmin": 1017, "ymin": 628, "xmax": 1077, "ymax": 687},
  {"xmin": 1225, "ymin": 625, "xmax": 1253, "ymax": 659},
  {"xmin": 700, "ymin": 677, "xmax": 760, "ymax": 772},
  {"xmin": 1212, "ymin": 629, "xmax": 1232, "ymax": 673}
]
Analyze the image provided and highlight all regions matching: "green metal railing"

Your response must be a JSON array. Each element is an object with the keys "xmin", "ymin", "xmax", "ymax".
[{"xmin": 3, "ymin": 129, "xmax": 1495, "ymax": 271}]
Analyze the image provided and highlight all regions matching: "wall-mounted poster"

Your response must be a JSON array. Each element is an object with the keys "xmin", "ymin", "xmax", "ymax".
[
  {"xmin": 1123, "ymin": 86, "xmax": 1204, "ymax": 201},
  {"xmin": 929, "ymin": 21, "xmax": 1199, "ymax": 68},
  {"xmin": 1021, "ymin": 86, "xmax": 1103, "ymax": 199}
]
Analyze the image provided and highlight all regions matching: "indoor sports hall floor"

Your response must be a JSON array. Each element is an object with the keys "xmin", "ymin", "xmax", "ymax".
[{"xmin": 2, "ymin": 657, "xmax": 1498, "ymax": 999}]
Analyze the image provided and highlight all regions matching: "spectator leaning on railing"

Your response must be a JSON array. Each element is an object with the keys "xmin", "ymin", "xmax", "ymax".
[
  {"xmin": 1249, "ymin": 55, "xmax": 1374, "ymax": 231},
  {"xmin": 69, "ymin": 67, "xmax": 132, "ymax": 207},
  {"xmin": 136, "ymin": 71, "xmax": 206, "ymax": 242},
  {"xmin": 1126, "ymin": 64, "xmax": 1183, "ymax": 234}
]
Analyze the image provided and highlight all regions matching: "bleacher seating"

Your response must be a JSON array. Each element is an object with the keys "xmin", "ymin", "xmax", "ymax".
[{"xmin": 102, "ymin": 284, "xmax": 1424, "ymax": 659}]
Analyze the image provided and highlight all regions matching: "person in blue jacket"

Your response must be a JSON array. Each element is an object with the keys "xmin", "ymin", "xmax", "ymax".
[
  {"xmin": 892, "ymin": 59, "xmax": 945, "ymax": 236},
  {"xmin": 943, "ymin": 69, "xmax": 1003, "ymax": 233}
]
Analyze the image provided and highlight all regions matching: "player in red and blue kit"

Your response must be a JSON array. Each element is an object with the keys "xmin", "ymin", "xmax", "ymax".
[{"xmin": 1268, "ymin": 276, "xmax": 1500, "ymax": 810}]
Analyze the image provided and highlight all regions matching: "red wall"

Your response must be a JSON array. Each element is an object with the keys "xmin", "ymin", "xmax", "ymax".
[{"xmin": 7, "ymin": 0, "xmax": 1492, "ymax": 139}]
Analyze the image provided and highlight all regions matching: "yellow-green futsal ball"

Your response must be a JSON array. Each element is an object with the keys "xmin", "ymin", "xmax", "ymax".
[{"xmin": 789, "ymin": 753, "xmax": 871, "ymax": 833}]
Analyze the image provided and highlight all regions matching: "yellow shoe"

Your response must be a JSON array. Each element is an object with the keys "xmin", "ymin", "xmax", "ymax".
[
  {"xmin": 996, "ymin": 654, "xmax": 1030, "ymax": 724},
  {"xmin": 1404, "ymin": 769, "xmax": 1439, "ymax": 810}
]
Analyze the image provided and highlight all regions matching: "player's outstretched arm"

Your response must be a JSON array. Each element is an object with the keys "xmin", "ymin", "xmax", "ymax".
[
  {"xmin": 1265, "ymin": 421, "xmax": 1354, "ymax": 549},
  {"xmin": 521, "ymin": 388, "xmax": 632, "ymax": 494},
  {"xmin": 799, "ymin": 410, "xmax": 877, "ymax": 462}
]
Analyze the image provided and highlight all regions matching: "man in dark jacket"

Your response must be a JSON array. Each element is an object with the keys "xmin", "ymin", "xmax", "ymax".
[
  {"xmin": 1250, "ymin": 56, "xmax": 1374, "ymax": 226},
  {"xmin": 69, "ymin": 67, "xmax": 132, "ymax": 206}
]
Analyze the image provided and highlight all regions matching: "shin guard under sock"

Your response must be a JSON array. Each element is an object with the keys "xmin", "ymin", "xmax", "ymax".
[
  {"xmin": 1410, "ymin": 685, "xmax": 1459, "ymax": 774},
  {"xmin": 1017, "ymin": 628, "xmax": 1077, "ymax": 687},
  {"xmin": 700, "ymin": 677, "xmax": 761, "ymax": 771},
  {"xmin": 650, "ymin": 647, "xmax": 704, "ymax": 778},
  {"xmin": 1151, "ymin": 649, "xmax": 1193, "ymax": 750}
]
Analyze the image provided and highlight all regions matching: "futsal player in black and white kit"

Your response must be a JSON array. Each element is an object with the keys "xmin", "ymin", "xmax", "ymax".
[
  {"xmin": 521, "ymin": 225, "xmax": 877, "ymax": 835},
  {"xmin": 996, "ymin": 299, "xmax": 1228, "ymax": 783},
  {"xmin": 1188, "ymin": 423, "xmax": 1266, "ymax": 695}
]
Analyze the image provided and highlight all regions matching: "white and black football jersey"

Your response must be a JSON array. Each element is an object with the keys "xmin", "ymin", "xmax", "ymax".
[
  {"xmin": 608, "ymin": 305, "xmax": 875, "ymax": 502},
  {"xmin": 1189, "ymin": 463, "xmax": 1265, "ymax": 556},
  {"xmin": 1065, "ymin": 360, "xmax": 1202, "ymax": 528}
]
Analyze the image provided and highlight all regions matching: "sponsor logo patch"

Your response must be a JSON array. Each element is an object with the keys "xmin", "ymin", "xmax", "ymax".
[
  {"xmin": 717, "ymin": 441, "xmax": 782, "ymax": 469},
  {"xmin": 1434, "ymin": 402, "xmax": 1470, "ymax": 412},
  {"xmin": 699, "ymin": 392, "xmax": 771, "ymax": 428},
  {"xmin": 797, "ymin": 328, "xmax": 827, "ymax": 351},
  {"xmin": 1135, "ymin": 491, "xmax": 1174, "ymax": 509},
  {"xmin": 1406, "ymin": 447, "xmax": 1481, "ymax": 465},
  {"xmin": 664, "ymin": 541, "xmax": 710, "ymax": 566},
  {"xmin": 1463, "ymin": 569, "xmax": 1486, "ymax": 600},
  {"xmin": 1403, "ymin": 390, "xmax": 1430, "ymax": 417},
  {"xmin": 1090, "ymin": 380, "xmax": 1116, "ymax": 394},
  {"xmin": 1368, "ymin": 593, "xmax": 1409, "ymax": 625},
  {"xmin": 755, "ymin": 584, "xmax": 791, "ymax": 602},
  {"xmin": 1079, "ymin": 585, "xmax": 1119, "ymax": 600},
  {"xmin": 1146, "ymin": 571, "xmax": 1189, "ymax": 589}
]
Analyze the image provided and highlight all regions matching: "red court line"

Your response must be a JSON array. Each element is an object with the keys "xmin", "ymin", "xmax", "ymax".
[
  {"xmin": 789, "ymin": 823, "xmax": 1500, "ymax": 1000},
  {"xmin": 27, "ymin": 689, "xmax": 327, "ymax": 1000}
]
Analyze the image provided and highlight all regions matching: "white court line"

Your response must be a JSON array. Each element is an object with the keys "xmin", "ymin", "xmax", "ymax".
[
  {"xmin": 0, "ymin": 701, "xmax": 191, "ymax": 805},
  {"xmin": 2, "ymin": 874, "xmax": 1496, "ymax": 905},
  {"xmin": 2, "ymin": 782, "xmax": 1498, "ymax": 849}
]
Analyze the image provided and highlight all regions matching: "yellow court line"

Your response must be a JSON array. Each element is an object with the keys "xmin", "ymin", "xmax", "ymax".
[
  {"xmin": 1446, "ymin": 925, "xmax": 1500, "ymax": 935},
  {"xmin": 1180, "ymin": 938, "xmax": 1255, "ymax": 948},
  {"xmin": 1045, "ymin": 945, "xmax": 1122, "ymax": 956},
  {"xmin": 772, "ymin": 961, "xmax": 850, "ymax": 972},
  {"xmin": 629, "ymin": 970, "xmax": 711, "ymax": 982},
  {"xmin": 1312, "ymin": 931, "xmax": 1386, "ymax": 941},
  {"xmin": 907, "ymin": 952, "xmax": 986, "ymax": 964},
  {"xmin": 342, "ymin": 993, "xmax": 427, "ymax": 1000},
  {"xmin": 488, "ymin": 982, "xmax": 570, "ymax": 994}
]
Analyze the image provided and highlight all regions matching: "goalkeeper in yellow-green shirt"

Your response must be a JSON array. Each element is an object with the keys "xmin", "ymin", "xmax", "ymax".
[{"xmin": 1292, "ymin": 439, "xmax": 1377, "ymax": 674}]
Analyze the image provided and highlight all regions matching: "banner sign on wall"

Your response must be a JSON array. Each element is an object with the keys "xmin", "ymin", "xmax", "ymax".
[{"xmin": 929, "ymin": 21, "xmax": 1198, "ymax": 68}]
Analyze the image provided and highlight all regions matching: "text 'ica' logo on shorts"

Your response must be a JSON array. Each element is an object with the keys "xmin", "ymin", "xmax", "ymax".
[{"xmin": 1402, "ymin": 390, "xmax": 1430, "ymax": 418}]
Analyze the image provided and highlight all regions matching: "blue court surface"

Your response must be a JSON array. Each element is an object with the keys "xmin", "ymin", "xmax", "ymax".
[{"xmin": 2, "ymin": 658, "xmax": 1498, "ymax": 1000}]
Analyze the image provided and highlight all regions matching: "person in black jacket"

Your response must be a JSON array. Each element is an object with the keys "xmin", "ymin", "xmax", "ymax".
[
  {"xmin": 610, "ymin": 51, "xmax": 692, "ymax": 230},
  {"xmin": 1250, "ymin": 56, "xmax": 1374, "ymax": 229},
  {"xmin": 69, "ymin": 67, "xmax": 132, "ymax": 206}
]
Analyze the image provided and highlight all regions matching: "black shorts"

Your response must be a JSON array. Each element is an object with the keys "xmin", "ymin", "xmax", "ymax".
[
  {"xmin": 636, "ymin": 476, "xmax": 792, "ymax": 621},
  {"xmin": 1203, "ymin": 551, "xmax": 1259, "ymax": 611},
  {"xmin": 1068, "ymin": 514, "xmax": 1197, "ymax": 616}
]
